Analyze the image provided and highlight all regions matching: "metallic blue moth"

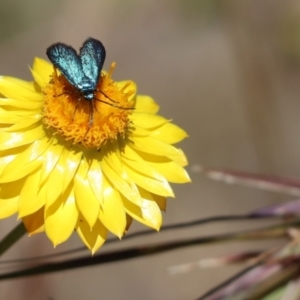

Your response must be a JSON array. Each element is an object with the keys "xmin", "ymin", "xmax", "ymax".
[
  {"xmin": 46, "ymin": 38, "xmax": 133, "ymax": 129},
  {"xmin": 46, "ymin": 37, "xmax": 106, "ymax": 101}
]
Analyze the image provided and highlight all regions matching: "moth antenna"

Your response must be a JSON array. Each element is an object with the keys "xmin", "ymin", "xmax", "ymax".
[
  {"xmin": 94, "ymin": 97, "xmax": 134, "ymax": 110},
  {"xmin": 88, "ymin": 101, "xmax": 94, "ymax": 128},
  {"xmin": 72, "ymin": 97, "xmax": 83, "ymax": 121},
  {"xmin": 96, "ymin": 89, "xmax": 119, "ymax": 104}
]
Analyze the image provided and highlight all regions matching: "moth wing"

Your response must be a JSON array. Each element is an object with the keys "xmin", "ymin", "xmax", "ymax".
[
  {"xmin": 80, "ymin": 38, "xmax": 106, "ymax": 89},
  {"xmin": 46, "ymin": 43, "xmax": 85, "ymax": 89}
]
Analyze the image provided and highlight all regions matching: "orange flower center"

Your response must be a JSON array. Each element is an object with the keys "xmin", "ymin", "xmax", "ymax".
[{"xmin": 42, "ymin": 62, "xmax": 135, "ymax": 149}]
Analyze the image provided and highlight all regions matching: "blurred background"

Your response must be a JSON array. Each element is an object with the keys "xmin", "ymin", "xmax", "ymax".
[{"xmin": 0, "ymin": 0, "xmax": 300, "ymax": 299}]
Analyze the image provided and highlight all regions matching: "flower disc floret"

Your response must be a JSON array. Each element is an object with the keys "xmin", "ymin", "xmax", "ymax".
[{"xmin": 43, "ymin": 63, "xmax": 135, "ymax": 149}]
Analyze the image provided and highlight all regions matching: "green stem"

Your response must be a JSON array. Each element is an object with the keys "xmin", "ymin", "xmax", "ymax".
[{"xmin": 0, "ymin": 222, "xmax": 26, "ymax": 257}]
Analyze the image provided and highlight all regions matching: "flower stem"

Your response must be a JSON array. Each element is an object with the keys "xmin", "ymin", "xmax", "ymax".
[{"xmin": 0, "ymin": 222, "xmax": 26, "ymax": 257}]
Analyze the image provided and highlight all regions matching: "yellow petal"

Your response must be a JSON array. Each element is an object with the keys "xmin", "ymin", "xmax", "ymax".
[
  {"xmin": 129, "ymin": 135, "xmax": 183, "ymax": 158},
  {"xmin": 0, "ymin": 146, "xmax": 23, "ymax": 177},
  {"xmin": 39, "ymin": 139, "xmax": 64, "ymax": 184},
  {"xmin": 31, "ymin": 57, "xmax": 53, "ymax": 88},
  {"xmin": 0, "ymin": 76, "xmax": 43, "ymax": 101},
  {"xmin": 0, "ymin": 159, "xmax": 41, "ymax": 183},
  {"xmin": 18, "ymin": 168, "xmax": 44, "ymax": 217},
  {"xmin": 122, "ymin": 146, "xmax": 168, "ymax": 183},
  {"xmin": 0, "ymin": 179, "xmax": 21, "ymax": 218},
  {"xmin": 135, "ymin": 95, "xmax": 159, "ymax": 114},
  {"xmin": 35, "ymin": 182, "xmax": 47, "ymax": 215},
  {"xmin": 0, "ymin": 97, "xmax": 42, "ymax": 110},
  {"xmin": 74, "ymin": 161, "xmax": 100, "ymax": 228},
  {"xmin": 167, "ymin": 148, "xmax": 189, "ymax": 167},
  {"xmin": 0, "ymin": 180, "xmax": 20, "ymax": 219},
  {"xmin": 45, "ymin": 187, "xmax": 78, "ymax": 246},
  {"xmin": 121, "ymin": 146, "xmax": 174, "ymax": 197},
  {"xmin": 0, "ymin": 178, "xmax": 25, "ymax": 210},
  {"xmin": 139, "ymin": 187, "xmax": 167, "ymax": 211},
  {"xmin": 0, "ymin": 108, "xmax": 37, "ymax": 124},
  {"xmin": 86, "ymin": 158, "xmax": 103, "ymax": 202},
  {"xmin": 140, "ymin": 199, "xmax": 162, "ymax": 229},
  {"xmin": 0, "ymin": 138, "xmax": 49, "ymax": 183},
  {"xmin": 22, "ymin": 207, "xmax": 45, "ymax": 235},
  {"xmin": 122, "ymin": 199, "xmax": 145, "ymax": 226},
  {"xmin": 136, "ymin": 151, "xmax": 191, "ymax": 183},
  {"xmin": 150, "ymin": 161, "xmax": 190, "ymax": 183},
  {"xmin": 129, "ymin": 126, "xmax": 150, "ymax": 137},
  {"xmin": 131, "ymin": 113, "xmax": 168, "ymax": 129},
  {"xmin": 100, "ymin": 149, "xmax": 141, "ymax": 204},
  {"xmin": 138, "ymin": 188, "xmax": 162, "ymax": 229},
  {"xmin": 123, "ymin": 163, "xmax": 174, "ymax": 197},
  {"xmin": 45, "ymin": 148, "xmax": 69, "ymax": 207},
  {"xmin": 0, "ymin": 125, "xmax": 45, "ymax": 151},
  {"xmin": 122, "ymin": 196, "xmax": 160, "ymax": 230},
  {"xmin": 0, "ymin": 76, "xmax": 35, "ymax": 92},
  {"xmin": 60, "ymin": 147, "xmax": 82, "ymax": 191},
  {"xmin": 151, "ymin": 194, "xmax": 167, "ymax": 211},
  {"xmin": 0, "ymin": 115, "xmax": 42, "ymax": 132},
  {"xmin": 99, "ymin": 175, "xmax": 127, "ymax": 238},
  {"xmin": 150, "ymin": 122, "xmax": 188, "ymax": 144},
  {"xmin": 76, "ymin": 217, "xmax": 107, "ymax": 254},
  {"xmin": 0, "ymin": 199, "xmax": 18, "ymax": 218}
]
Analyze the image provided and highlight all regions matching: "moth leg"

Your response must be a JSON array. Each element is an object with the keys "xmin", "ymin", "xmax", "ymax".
[
  {"xmin": 72, "ymin": 97, "xmax": 82, "ymax": 121},
  {"xmin": 88, "ymin": 100, "xmax": 94, "ymax": 128},
  {"xmin": 94, "ymin": 97, "xmax": 134, "ymax": 110},
  {"xmin": 93, "ymin": 98, "xmax": 100, "ymax": 113}
]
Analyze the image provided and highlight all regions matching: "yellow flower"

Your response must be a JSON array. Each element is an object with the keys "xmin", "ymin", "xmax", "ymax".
[{"xmin": 0, "ymin": 57, "xmax": 190, "ymax": 253}]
